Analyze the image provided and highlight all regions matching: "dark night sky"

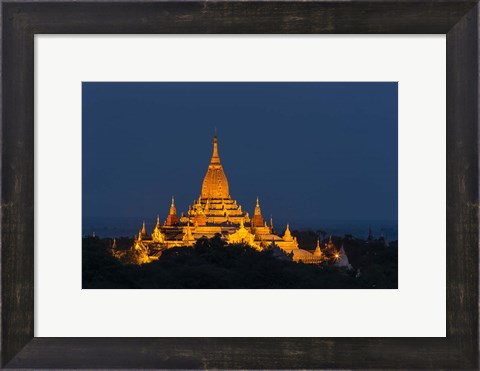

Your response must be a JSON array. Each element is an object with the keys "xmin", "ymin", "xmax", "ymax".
[{"xmin": 82, "ymin": 82, "xmax": 397, "ymax": 229}]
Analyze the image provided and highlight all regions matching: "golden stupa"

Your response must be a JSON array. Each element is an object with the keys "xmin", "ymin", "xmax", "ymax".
[{"xmin": 118, "ymin": 132, "xmax": 327, "ymax": 264}]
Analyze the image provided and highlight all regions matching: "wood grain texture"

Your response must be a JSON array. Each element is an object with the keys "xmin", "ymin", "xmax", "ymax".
[
  {"xmin": 2, "ymin": 1, "xmax": 479, "ymax": 34},
  {"xmin": 446, "ymin": 3, "xmax": 479, "ymax": 366},
  {"xmin": 0, "ymin": 337, "xmax": 466, "ymax": 369},
  {"xmin": 1, "ymin": 1, "xmax": 35, "ymax": 368},
  {"xmin": 1, "ymin": 1, "xmax": 478, "ymax": 369}
]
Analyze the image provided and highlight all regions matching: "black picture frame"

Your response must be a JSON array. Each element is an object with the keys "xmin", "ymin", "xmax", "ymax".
[{"xmin": 2, "ymin": 1, "xmax": 478, "ymax": 369}]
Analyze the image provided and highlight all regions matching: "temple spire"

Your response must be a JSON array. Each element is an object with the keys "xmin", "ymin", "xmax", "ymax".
[
  {"xmin": 165, "ymin": 196, "xmax": 179, "ymax": 226},
  {"xmin": 283, "ymin": 223, "xmax": 293, "ymax": 242},
  {"xmin": 313, "ymin": 239, "xmax": 322, "ymax": 258},
  {"xmin": 201, "ymin": 132, "xmax": 229, "ymax": 199},
  {"xmin": 170, "ymin": 196, "xmax": 176, "ymax": 215},
  {"xmin": 211, "ymin": 130, "xmax": 220, "ymax": 164},
  {"xmin": 254, "ymin": 196, "xmax": 261, "ymax": 215},
  {"xmin": 252, "ymin": 196, "xmax": 264, "ymax": 227}
]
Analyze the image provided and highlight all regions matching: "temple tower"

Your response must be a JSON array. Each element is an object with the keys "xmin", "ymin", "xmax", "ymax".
[
  {"xmin": 141, "ymin": 221, "xmax": 147, "ymax": 237},
  {"xmin": 201, "ymin": 131, "xmax": 230, "ymax": 199},
  {"xmin": 151, "ymin": 216, "xmax": 166, "ymax": 243},
  {"xmin": 313, "ymin": 239, "xmax": 323, "ymax": 258},
  {"xmin": 283, "ymin": 224, "xmax": 293, "ymax": 242},
  {"xmin": 252, "ymin": 197, "xmax": 265, "ymax": 228},
  {"xmin": 165, "ymin": 197, "xmax": 179, "ymax": 226}
]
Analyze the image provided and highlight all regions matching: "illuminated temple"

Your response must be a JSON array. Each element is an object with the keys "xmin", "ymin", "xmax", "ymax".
[{"xmin": 115, "ymin": 132, "xmax": 349, "ymax": 266}]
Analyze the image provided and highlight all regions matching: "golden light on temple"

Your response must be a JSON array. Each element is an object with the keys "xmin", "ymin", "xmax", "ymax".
[
  {"xmin": 114, "ymin": 131, "xmax": 349, "ymax": 266},
  {"xmin": 201, "ymin": 131, "xmax": 229, "ymax": 199}
]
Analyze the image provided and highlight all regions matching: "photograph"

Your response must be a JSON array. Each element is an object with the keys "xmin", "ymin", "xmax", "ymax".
[{"xmin": 82, "ymin": 82, "xmax": 398, "ymax": 289}]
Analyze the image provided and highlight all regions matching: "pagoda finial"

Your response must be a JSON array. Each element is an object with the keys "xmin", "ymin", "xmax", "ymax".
[
  {"xmin": 211, "ymin": 130, "xmax": 220, "ymax": 164},
  {"xmin": 254, "ymin": 196, "xmax": 262, "ymax": 216},
  {"xmin": 169, "ymin": 196, "xmax": 177, "ymax": 216},
  {"xmin": 252, "ymin": 196, "xmax": 264, "ymax": 227},
  {"xmin": 165, "ymin": 196, "xmax": 179, "ymax": 226},
  {"xmin": 283, "ymin": 223, "xmax": 293, "ymax": 242},
  {"xmin": 313, "ymin": 238, "xmax": 322, "ymax": 258},
  {"xmin": 141, "ymin": 221, "xmax": 146, "ymax": 235}
]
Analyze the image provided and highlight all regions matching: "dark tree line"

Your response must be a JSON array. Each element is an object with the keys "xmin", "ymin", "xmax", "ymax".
[{"xmin": 83, "ymin": 233, "xmax": 397, "ymax": 289}]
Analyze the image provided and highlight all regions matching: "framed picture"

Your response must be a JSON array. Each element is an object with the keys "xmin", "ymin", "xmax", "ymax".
[{"xmin": 2, "ymin": 1, "xmax": 478, "ymax": 369}]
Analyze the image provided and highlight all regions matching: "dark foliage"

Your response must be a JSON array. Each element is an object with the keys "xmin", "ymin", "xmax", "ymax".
[
  {"xmin": 342, "ymin": 238, "xmax": 398, "ymax": 289},
  {"xmin": 291, "ymin": 230, "xmax": 398, "ymax": 289},
  {"xmin": 82, "ymin": 233, "xmax": 397, "ymax": 289}
]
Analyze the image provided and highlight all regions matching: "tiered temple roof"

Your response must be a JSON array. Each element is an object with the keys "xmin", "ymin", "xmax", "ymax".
[{"xmin": 122, "ymin": 132, "xmax": 345, "ymax": 265}]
